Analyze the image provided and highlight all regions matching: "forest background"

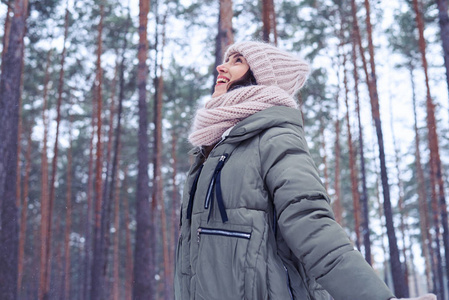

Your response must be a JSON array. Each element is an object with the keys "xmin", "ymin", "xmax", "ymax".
[{"xmin": 0, "ymin": 0, "xmax": 448, "ymax": 299}]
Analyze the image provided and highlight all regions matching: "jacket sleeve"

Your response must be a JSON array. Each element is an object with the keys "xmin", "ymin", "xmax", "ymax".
[{"xmin": 259, "ymin": 125, "xmax": 395, "ymax": 300}]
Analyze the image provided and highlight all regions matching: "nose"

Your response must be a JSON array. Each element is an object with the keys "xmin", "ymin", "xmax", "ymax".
[{"xmin": 216, "ymin": 63, "xmax": 228, "ymax": 73}]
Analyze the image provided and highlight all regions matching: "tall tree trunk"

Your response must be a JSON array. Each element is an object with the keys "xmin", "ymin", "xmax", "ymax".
[
  {"xmin": 18, "ymin": 132, "xmax": 32, "ymax": 294},
  {"xmin": 409, "ymin": 64, "xmax": 432, "ymax": 292},
  {"xmin": 38, "ymin": 49, "xmax": 52, "ymax": 300},
  {"xmin": 435, "ymin": 0, "xmax": 449, "ymax": 99},
  {"xmin": 123, "ymin": 167, "xmax": 133, "ymax": 300},
  {"xmin": 170, "ymin": 130, "xmax": 179, "ymax": 277},
  {"xmin": 43, "ymin": 4, "xmax": 69, "ymax": 299},
  {"xmin": 389, "ymin": 95, "xmax": 410, "ymax": 297},
  {"xmin": 90, "ymin": 1, "xmax": 106, "ymax": 298},
  {"xmin": 0, "ymin": 0, "xmax": 29, "ymax": 298},
  {"xmin": 63, "ymin": 109, "xmax": 73, "ymax": 300},
  {"xmin": 133, "ymin": 0, "xmax": 153, "ymax": 298},
  {"xmin": 262, "ymin": 0, "xmax": 277, "ymax": 44},
  {"xmin": 333, "ymin": 91, "xmax": 343, "ymax": 225},
  {"xmin": 412, "ymin": 0, "xmax": 449, "ymax": 296},
  {"xmin": 351, "ymin": 28, "xmax": 371, "ymax": 265},
  {"xmin": 112, "ymin": 146, "xmax": 121, "ymax": 300},
  {"xmin": 83, "ymin": 88, "xmax": 97, "ymax": 300},
  {"xmin": 351, "ymin": 0, "xmax": 406, "ymax": 295},
  {"xmin": 343, "ymin": 51, "xmax": 361, "ymax": 250},
  {"xmin": 213, "ymin": 0, "xmax": 234, "ymax": 91},
  {"xmin": 153, "ymin": 7, "xmax": 171, "ymax": 299}
]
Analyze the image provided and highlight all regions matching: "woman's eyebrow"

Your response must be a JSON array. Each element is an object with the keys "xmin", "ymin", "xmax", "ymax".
[{"xmin": 230, "ymin": 53, "xmax": 245, "ymax": 61}]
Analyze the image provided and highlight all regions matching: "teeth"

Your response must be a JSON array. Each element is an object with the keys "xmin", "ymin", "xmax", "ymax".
[{"xmin": 216, "ymin": 77, "xmax": 230, "ymax": 84}]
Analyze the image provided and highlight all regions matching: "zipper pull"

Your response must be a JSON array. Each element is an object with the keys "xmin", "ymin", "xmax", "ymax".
[
  {"xmin": 197, "ymin": 228, "xmax": 202, "ymax": 243},
  {"xmin": 219, "ymin": 155, "xmax": 226, "ymax": 162}
]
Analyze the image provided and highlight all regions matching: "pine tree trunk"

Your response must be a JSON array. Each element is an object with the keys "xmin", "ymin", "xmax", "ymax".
[
  {"xmin": 213, "ymin": 0, "xmax": 234, "ymax": 91},
  {"xmin": 170, "ymin": 130, "xmax": 179, "ymax": 280},
  {"xmin": 63, "ymin": 109, "xmax": 73, "ymax": 300},
  {"xmin": 112, "ymin": 146, "xmax": 121, "ymax": 300},
  {"xmin": 133, "ymin": 0, "xmax": 153, "ymax": 298},
  {"xmin": 0, "ymin": 0, "xmax": 28, "ymax": 297},
  {"xmin": 262, "ymin": 0, "xmax": 271, "ymax": 42},
  {"xmin": 43, "ymin": 5, "xmax": 69, "ymax": 298},
  {"xmin": 333, "ymin": 91, "xmax": 343, "ymax": 225},
  {"xmin": 123, "ymin": 167, "xmax": 133, "ymax": 300},
  {"xmin": 435, "ymin": 0, "xmax": 449, "ymax": 99},
  {"xmin": 343, "ymin": 51, "xmax": 361, "ymax": 250},
  {"xmin": 351, "ymin": 29, "xmax": 371, "ymax": 265},
  {"xmin": 319, "ymin": 113, "xmax": 330, "ymax": 195},
  {"xmin": 38, "ymin": 49, "xmax": 52, "ymax": 300},
  {"xmin": 412, "ymin": 0, "xmax": 449, "ymax": 296},
  {"xmin": 409, "ymin": 64, "xmax": 432, "ymax": 291},
  {"xmin": 83, "ymin": 93, "xmax": 96, "ymax": 300},
  {"xmin": 91, "ymin": 1, "xmax": 106, "ymax": 298},
  {"xmin": 18, "ymin": 132, "xmax": 32, "ymax": 294},
  {"xmin": 351, "ymin": 0, "xmax": 406, "ymax": 295},
  {"xmin": 389, "ymin": 97, "xmax": 410, "ymax": 297}
]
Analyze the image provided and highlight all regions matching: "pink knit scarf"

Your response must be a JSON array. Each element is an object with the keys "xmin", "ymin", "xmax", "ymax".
[{"xmin": 188, "ymin": 85, "xmax": 297, "ymax": 146}]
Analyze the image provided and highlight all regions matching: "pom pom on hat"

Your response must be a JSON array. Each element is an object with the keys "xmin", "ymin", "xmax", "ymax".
[{"xmin": 224, "ymin": 41, "xmax": 310, "ymax": 96}]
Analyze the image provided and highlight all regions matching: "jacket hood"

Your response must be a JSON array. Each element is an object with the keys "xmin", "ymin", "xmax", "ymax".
[{"xmin": 225, "ymin": 106, "xmax": 303, "ymax": 144}]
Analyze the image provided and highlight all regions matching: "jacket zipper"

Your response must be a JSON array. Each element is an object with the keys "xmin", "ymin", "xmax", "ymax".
[
  {"xmin": 204, "ymin": 154, "xmax": 227, "ymax": 209},
  {"xmin": 197, "ymin": 227, "xmax": 251, "ymax": 243},
  {"xmin": 283, "ymin": 264, "xmax": 294, "ymax": 300}
]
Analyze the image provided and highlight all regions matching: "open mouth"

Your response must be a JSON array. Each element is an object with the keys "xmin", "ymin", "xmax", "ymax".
[{"xmin": 216, "ymin": 76, "xmax": 230, "ymax": 85}]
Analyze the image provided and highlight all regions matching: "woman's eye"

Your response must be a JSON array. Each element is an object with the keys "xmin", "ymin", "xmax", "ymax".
[{"xmin": 236, "ymin": 58, "xmax": 242, "ymax": 63}]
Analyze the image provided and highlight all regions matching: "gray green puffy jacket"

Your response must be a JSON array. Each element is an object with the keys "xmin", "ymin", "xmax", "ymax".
[{"xmin": 175, "ymin": 106, "xmax": 395, "ymax": 300}]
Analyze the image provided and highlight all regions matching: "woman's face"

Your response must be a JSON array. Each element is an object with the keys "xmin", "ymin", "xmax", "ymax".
[{"xmin": 212, "ymin": 53, "xmax": 250, "ymax": 98}]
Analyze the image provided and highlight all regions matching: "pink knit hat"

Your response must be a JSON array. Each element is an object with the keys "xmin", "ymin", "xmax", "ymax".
[{"xmin": 224, "ymin": 41, "xmax": 310, "ymax": 96}]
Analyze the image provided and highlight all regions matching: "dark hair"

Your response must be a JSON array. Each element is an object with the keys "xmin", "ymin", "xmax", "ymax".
[{"xmin": 227, "ymin": 69, "xmax": 257, "ymax": 92}]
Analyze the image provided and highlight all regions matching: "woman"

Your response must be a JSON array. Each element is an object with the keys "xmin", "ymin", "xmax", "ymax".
[{"xmin": 175, "ymin": 41, "xmax": 436, "ymax": 300}]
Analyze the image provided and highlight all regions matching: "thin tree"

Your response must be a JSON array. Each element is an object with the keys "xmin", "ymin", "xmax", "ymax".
[
  {"xmin": 351, "ymin": 0, "xmax": 406, "ymax": 295},
  {"xmin": 133, "ymin": 0, "xmax": 153, "ymax": 297},
  {"xmin": 213, "ymin": 0, "xmax": 234, "ymax": 91},
  {"xmin": 90, "ymin": 1, "xmax": 106, "ymax": 298},
  {"xmin": 350, "ymin": 27, "xmax": 371, "ymax": 265},
  {"xmin": 112, "ymin": 146, "xmax": 121, "ymax": 300},
  {"xmin": 18, "ymin": 131, "xmax": 32, "ymax": 293},
  {"xmin": 63, "ymin": 105, "xmax": 74, "ymax": 300},
  {"xmin": 38, "ymin": 49, "xmax": 52, "ymax": 300},
  {"xmin": 410, "ymin": 63, "xmax": 432, "ymax": 291},
  {"xmin": 0, "ymin": 0, "xmax": 29, "ymax": 298},
  {"xmin": 42, "ymin": 3, "xmax": 69, "ymax": 298},
  {"xmin": 123, "ymin": 166, "xmax": 133, "ymax": 300},
  {"xmin": 342, "ymin": 50, "xmax": 361, "ymax": 250},
  {"xmin": 389, "ymin": 94, "xmax": 410, "ymax": 297},
  {"xmin": 262, "ymin": 0, "xmax": 277, "ymax": 45},
  {"xmin": 333, "ymin": 90, "xmax": 343, "ymax": 225},
  {"xmin": 412, "ymin": 0, "xmax": 449, "ymax": 296}
]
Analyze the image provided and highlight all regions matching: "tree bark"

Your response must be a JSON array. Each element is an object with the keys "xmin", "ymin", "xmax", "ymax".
[
  {"xmin": 0, "ymin": 3, "xmax": 12, "ymax": 74},
  {"xmin": 133, "ymin": 0, "xmax": 153, "ymax": 298},
  {"xmin": 123, "ymin": 167, "xmax": 133, "ymax": 300},
  {"xmin": 112, "ymin": 145, "xmax": 121, "ymax": 300},
  {"xmin": 0, "ymin": 0, "xmax": 28, "ymax": 298},
  {"xmin": 333, "ymin": 90, "xmax": 343, "ymax": 225}
]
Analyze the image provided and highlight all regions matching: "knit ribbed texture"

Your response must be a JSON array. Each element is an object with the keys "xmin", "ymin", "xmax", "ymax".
[
  {"xmin": 188, "ymin": 85, "xmax": 297, "ymax": 146},
  {"xmin": 224, "ymin": 41, "xmax": 310, "ymax": 96}
]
